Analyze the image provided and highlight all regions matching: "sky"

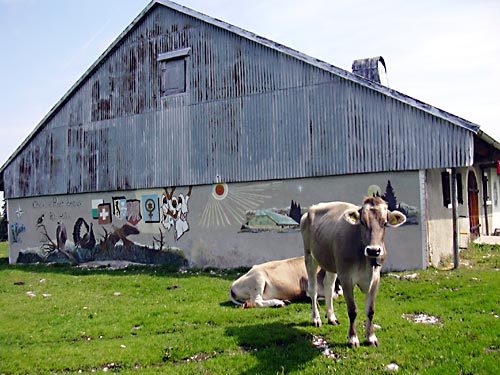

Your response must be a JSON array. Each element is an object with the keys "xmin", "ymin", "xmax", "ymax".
[{"xmin": 1, "ymin": 0, "xmax": 499, "ymax": 173}]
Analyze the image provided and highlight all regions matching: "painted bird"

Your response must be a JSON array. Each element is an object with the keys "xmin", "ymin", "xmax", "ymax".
[
  {"xmin": 36, "ymin": 214, "xmax": 44, "ymax": 226},
  {"xmin": 73, "ymin": 217, "xmax": 96, "ymax": 250},
  {"xmin": 56, "ymin": 222, "xmax": 67, "ymax": 250}
]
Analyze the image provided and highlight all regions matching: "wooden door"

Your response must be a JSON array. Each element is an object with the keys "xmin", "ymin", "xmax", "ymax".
[{"xmin": 468, "ymin": 171, "xmax": 480, "ymax": 237}]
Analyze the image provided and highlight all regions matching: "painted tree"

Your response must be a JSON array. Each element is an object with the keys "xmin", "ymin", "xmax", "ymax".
[
  {"xmin": 289, "ymin": 200, "xmax": 302, "ymax": 224},
  {"xmin": 382, "ymin": 180, "xmax": 398, "ymax": 211}
]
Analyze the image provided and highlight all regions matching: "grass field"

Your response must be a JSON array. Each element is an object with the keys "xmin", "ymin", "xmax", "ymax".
[{"xmin": 0, "ymin": 242, "xmax": 499, "ymax": 374}]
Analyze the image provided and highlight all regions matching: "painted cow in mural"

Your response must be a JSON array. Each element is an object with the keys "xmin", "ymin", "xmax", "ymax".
[
  {"xmin": 229, "ymin": 256, "xmax": 342, "ymax": 308},
  {"xmin": 300, "ymin": 196, "xmax": 406, "ymax": 347},
  {"xmin": 161, "ymin": 186, "xmax": 193, "ymax": 240}
]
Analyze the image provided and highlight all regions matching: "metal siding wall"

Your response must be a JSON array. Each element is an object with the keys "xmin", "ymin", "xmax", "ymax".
[{"xmin": 3, "ymin": 5, "xmax": 475, "ymax": 199}]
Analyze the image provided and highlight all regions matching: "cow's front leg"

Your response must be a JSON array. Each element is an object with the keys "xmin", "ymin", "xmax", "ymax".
[
  {"xmin": 324, "ymin": 271, "xmax": 339, "ymax": 325},
  {"xmin": 364, "ymin": 282, "xmax": 380, "ymax": 346},
  {"xmin": 342, "ymin": 279, "xmax": 359, "ymax": 348},
  {"xmin": 305, "ymin": 254, "xmax": 321, "ymax": 327}
]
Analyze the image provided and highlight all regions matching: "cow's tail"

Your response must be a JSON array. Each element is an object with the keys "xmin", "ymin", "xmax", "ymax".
[
  {"xmin": 229, "ymin": 287, "xmax": 245, "ymax": 306},
  {"xmin": 299, "ymin": 211, "xmax": 309, "ymax": 231}
]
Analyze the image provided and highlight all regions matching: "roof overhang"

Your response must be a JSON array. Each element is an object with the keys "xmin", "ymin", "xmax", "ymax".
[
  {"xmin": 0, "ymin": 0, "xmax": 491, "ymax": 182},
  {"xmin": 475, "ymin": 130, "xmax": 500, "ymax": 165}
]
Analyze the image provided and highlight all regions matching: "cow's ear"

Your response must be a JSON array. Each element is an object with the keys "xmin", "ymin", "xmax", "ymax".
[
  {"xmin": 343, "ymin": 208, "xmax": 361, "ymax": 225},
  {"xmin": 387, "ymin": 211, "xmax": 406, "ymax": 227}
]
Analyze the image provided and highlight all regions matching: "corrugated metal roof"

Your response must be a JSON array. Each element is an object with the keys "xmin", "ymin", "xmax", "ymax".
[
  {"xmin": 156, "ymin": 0, "xmax": 480, "ymax": 133},
  {"xmin": 0, "ymin": 0, "xmax": 497, "ymax": 198},
  {"xmin": 0, "ymin": 0, "xmax": 482, "ymax": 176}
]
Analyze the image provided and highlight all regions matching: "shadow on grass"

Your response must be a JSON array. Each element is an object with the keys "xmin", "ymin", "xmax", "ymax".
[
  {"xmin": 0, "ymin": 241, "xmax": 248, "ymax": 279},
  {"xmin": 0, "ymin": 256, "xmax": 8, "ymax": 267},
  {"xmin": 0, "ymin": 254, "xmax": 248, "ymax": 281},
  {"xmin": 219, "ymin": 300, "xmax": 235, "ymax": 308},
  {"xmin": 226, "ymin": 322, "xmax": 319, "ymax": 374}
]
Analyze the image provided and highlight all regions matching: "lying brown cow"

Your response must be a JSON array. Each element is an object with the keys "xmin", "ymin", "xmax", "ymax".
[
  {"xmin": 229, "ymin": 256, "xmax": 340, "ymax": 308},
  {"xmin": 301, "ymin": 197, "xmax": 406, "ymax": 347}
]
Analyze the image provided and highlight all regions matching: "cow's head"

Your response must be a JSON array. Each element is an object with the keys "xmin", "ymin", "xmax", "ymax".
[{"xmin": 342, "ymin": 196, "xmax": 406, "ymax": 260}]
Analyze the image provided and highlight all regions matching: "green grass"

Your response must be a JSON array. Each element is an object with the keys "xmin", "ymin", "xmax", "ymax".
[{"xmin": 0, "ymin": 242, "xmax": 499, "ymax": 374}]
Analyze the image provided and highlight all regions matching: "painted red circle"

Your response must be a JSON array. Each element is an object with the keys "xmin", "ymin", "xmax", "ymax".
[{"xmin": 215, "ymin": 184, "xmax": 225, "ymax": 196}]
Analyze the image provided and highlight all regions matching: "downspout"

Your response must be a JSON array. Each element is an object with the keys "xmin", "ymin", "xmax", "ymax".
[{"xmin": 451, "ymin": 168, "xmax": 459, "ymax": 269}]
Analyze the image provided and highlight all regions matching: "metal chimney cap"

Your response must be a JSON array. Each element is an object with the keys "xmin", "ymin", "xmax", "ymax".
[{"xmin": 352, "ymin": 56, "xmax": 388, "ymax": 86}]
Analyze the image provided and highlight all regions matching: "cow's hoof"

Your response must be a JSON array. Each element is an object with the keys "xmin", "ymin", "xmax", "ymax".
[
  {"xmin": 242, "ymin": 301, "xmax": 255, "ymax": 309},
  {"xmin": 283, "ymin": 300, "xmax": 291, "ymax": 306},
  {"xmin": 327, "ymin": 319, "xmax": 340, "ymax": 326},
  {"xmin": 313, "ymin": 318, "xmax": 322, "ymax": 327},
  {"xmin": 347, "ymin": 336, "xmax": 360, "ymax": 348},
  {"xmin": 366, "ymin": 335, "xmax": 378, "ymax": 347}
]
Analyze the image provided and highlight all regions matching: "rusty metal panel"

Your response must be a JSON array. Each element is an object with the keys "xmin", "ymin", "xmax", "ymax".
[{"xmin": 1, "ymin": 3, "xmax": 476, "ymax": 199}]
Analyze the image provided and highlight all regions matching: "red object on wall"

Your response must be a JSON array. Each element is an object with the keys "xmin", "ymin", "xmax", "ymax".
[{"xmin": 497, "ymin": 161, "xmax": 500, "ymax": 175}]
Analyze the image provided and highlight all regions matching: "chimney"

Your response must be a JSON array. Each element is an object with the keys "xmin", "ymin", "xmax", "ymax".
[{"xmin": 352, "ymin": 56, "xmax": 389, "ymax": 87}]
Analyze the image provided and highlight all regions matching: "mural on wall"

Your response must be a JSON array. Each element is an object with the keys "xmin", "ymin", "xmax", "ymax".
[
  {"xmin": 240, "ymin": 200, "xmax": 301, "ymax": 233},
  {"xmin": 73, "ymin": 218, "xmax": 96, "ymax": 250},
  {"xmin": 142, "ymin": 194, "xmax": 160, "ymax": 223},
  {"xmin": 238, "ymin": 180, "xmax": 418, "ymax": 234},
  {"xmin": 16, "ymin": 206, "xmax": 24, "ymax": 218},
  {"xmin": 199, "ymin": 182, "xmax": 279, "ymax": 228},
  {"xmin": 112, "ymin": 196, "xmax": 127, "ymax": 220},
  {"xmin": 37, "ymin": 221, "xmax": 75, "ymax": 262},
  {"xmin": 289, "ymin": 200, "xmax": 303, "ymax": 224},
  {"xmin": 161, "ymin": 186, "xmax": 193, "ymax": 240},
  {"xmin": 25, "ymin": 217, "xmax": 186, "ymax": 266},
  {"xmin": 97, "ymin": 203, "xmax": 112, "ymax": 225},
  {"xmin": 91, "ymin": 199, "xmax": 103, "ymax": 219},
  {"xmin": 370, "ymin": 180, "xmax": 419, "ymax": 225},
  {"xmin": 12, "ymin": 178, "xmax": 417, "ymax": 266},
  {"xmin": 15, "ymin": 192, "xmax": 188, "ymax": 267},
  {"xmin": 10, "ymin": 205, "xmax": 27, "ymax": 243},
  {"xmin": 126, "ymin": 199, "xmax": 142, "ymax": 225},
  {"xmin": 10, "ymin": 222, "xmax": 26, "ymax": 243}
]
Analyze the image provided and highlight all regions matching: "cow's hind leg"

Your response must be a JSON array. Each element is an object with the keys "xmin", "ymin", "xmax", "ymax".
[
  {"xmin": 251, "ymin": 273, "xmax": 286, "ymax": 308},
  {"xmin": 324, "ymin": 271, "xmax": 339, "ymax": 325},
  {"xmin": 253, "ymin": 294, "xmax": 287, "ymax": 308},
  {"xmin": 305, "ymin": 254, "xmax": 321, "ymax": 327}
]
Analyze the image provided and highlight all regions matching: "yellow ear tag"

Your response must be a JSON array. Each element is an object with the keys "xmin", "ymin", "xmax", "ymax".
[
  {"xmin": 349, "ymin": 212, "xmax": 358, "ymax": 224},
  {"xmin": 390, "ymin": 216, "xmax": 399, "ymax": 226}
]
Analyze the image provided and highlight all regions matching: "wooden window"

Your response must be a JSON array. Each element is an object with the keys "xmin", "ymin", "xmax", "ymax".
[
  {"xmin": 456, "ymin": 172, "xmax": 464, "ymax": 205},
  {"xmin": 442, "ymin": 171, "xmax": 451, "ymax": 208},
  {"xmin": 158, "ymin": 47, "xmax": 190, "ymax": 97},
  {"xmin": 442, "ymin": 171, "xmax": 463, "ymax": 207}
]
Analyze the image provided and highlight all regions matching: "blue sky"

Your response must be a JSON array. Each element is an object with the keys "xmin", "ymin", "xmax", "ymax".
[{"xmin": 1, "ymin": 0, "xmax": 499, "ymax": 171}]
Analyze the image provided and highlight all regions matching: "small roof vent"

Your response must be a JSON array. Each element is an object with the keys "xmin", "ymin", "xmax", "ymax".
[{"xmin": 352, "ymin": 56, "xmax": 389, "ymax": 87}]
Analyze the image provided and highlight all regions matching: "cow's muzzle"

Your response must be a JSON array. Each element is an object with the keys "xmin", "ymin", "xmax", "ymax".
[{"xmin": 364, "ymin": 246, "xmax": 383, "ymax": 258}]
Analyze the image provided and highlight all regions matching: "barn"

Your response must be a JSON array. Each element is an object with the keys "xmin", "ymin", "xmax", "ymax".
[{"xmin": 2, "ymin": 0, "xmax": 500, "ymax": 270}]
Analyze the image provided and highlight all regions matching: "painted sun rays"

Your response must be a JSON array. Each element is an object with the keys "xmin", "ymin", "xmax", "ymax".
[{"xmin": 199, "ymin": 182, "xmax": 279, "ymax": 228}]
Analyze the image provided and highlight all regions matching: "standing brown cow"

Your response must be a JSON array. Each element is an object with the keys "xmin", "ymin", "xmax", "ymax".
[{"xmin": 300, "ymin": 197, "xmax": 406, "ymax": 347}]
